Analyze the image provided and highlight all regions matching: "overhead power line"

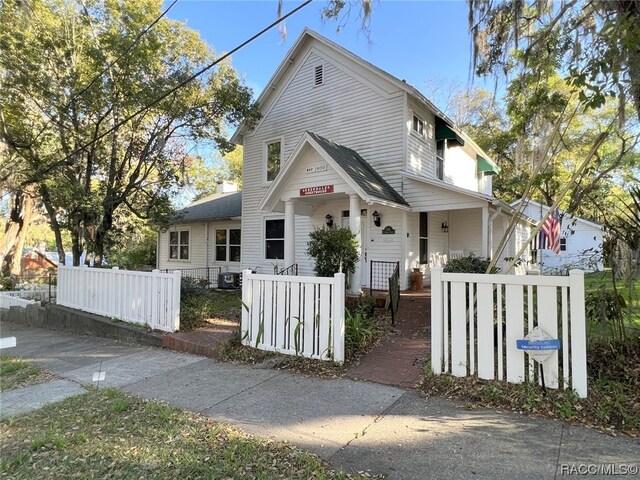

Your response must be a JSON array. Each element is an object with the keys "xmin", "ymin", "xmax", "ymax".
[{"xmin": 18, "ymin": 0, "xmax": 314, "ymax": 186}]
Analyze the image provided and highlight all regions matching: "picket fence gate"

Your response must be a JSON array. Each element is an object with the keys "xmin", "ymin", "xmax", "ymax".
[
  {"xmin": 57, "ymin": 266, "xmax": 181, "ymax": 332},
  {"xmin": 431, "ymin": 267, "xmax": 587, "ymax": 397},
  {"xmin": 241, "ymin": 270, "xmax": 345, "ymax": 362}
]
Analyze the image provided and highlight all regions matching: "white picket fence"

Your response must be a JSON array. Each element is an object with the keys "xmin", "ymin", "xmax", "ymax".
[
  {"xmin": 241, "ymin": 270, "xmax": 346, "ymax": 362},
  {"xmin": 0, "ymin": 292, "xmax": 37, "ymax": 309},
  {"xmin": 57, "ymin": 266, "xmax": 181, "ymax": 332},
  {"xmin": 431, "ymin": 267, "xmax": 587, "ymax": 397}
]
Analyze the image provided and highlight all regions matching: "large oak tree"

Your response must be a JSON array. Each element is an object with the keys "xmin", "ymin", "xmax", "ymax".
[{"xmin": 0, "ymin": 0, "xmax": 260, "ymax": 269}]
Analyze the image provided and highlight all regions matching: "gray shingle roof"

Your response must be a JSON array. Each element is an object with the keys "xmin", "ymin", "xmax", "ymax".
[
  {"xmin": 173, "ymin": 191, "xmax": 242, "ymax": 222},
  {"xmin": 307, "ymin": 132, "xmax": 410, "ymax": 207}
]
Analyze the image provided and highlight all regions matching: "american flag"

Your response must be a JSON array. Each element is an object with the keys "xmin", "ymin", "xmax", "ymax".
[{"xmin": 541, "ymin": 209, "xmax": 562, "ymax": 254}]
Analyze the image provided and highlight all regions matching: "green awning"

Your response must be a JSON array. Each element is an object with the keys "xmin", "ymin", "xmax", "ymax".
[
  {"xmin": 477, "ymin": 155, "xmax": 500, "ymax": 175},
  {"xmin": 435, "ymin": 118, "xmax": 465, "ymax": 146}
]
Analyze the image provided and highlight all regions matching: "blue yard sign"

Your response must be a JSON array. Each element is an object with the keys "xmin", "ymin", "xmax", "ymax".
[{"xmin": 516, "ymin": 326, "xmax": 560, "ymax": 362}]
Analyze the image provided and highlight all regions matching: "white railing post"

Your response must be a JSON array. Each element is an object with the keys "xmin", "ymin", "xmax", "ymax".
[
  {"xmin": 172, "ymin": 270, "xmax": 181, "ymax": 331},
  {"xmin": 332, "ymin": 272, "xmax": 346, "ymax": 363},
  {"xmin": 430, "ymin": 266, "xmax": 444, "ymax": 374},
  {"xmin": 151, "ymin": 269, "xmax": 160, "ymax": 329},
  {"xmin": 569, "ymin": 269, "xmax": 587, "ymax": 398},
  {"xmin": 241, "ymin": 269, "xmax": 253, "ymax": 345}
]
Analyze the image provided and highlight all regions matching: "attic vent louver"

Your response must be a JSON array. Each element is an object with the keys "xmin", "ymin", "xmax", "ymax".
[{"xmin": 314, "ymin": 64, "xmax": 324, "ymax": 86}]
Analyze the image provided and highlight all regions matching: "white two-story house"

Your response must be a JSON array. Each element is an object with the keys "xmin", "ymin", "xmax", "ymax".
[{"xmin": 226, "ymin": 28, "xmax": 530, "ymax": 291}]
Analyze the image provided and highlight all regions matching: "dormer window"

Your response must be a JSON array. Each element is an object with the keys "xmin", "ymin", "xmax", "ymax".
[
  {"xmin": 412, "ymin": 114, "xmax": 425, "ymax": 136},
  {"xmin": 314, "ymin": 64, "xmax": 324, "ymax": 86}
]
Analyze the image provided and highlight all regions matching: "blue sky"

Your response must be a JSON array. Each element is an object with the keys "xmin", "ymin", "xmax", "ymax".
[{"xmin": 167, "ymin": 0, "xmax": 486, "ymax": 111}]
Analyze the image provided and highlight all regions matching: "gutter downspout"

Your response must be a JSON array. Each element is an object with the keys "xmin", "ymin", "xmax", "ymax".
[{"xmin": 205, "ymin": 222, "xmax": 210, "ymax": 267}]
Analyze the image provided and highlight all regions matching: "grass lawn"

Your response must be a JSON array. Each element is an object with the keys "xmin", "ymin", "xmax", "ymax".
[
  {"xmin": 0, "ymin": 355, "xmax": 53, "ymax": 392},
  {"xmin": 0, "ymin": 388, "xmax": 371, "ymax": 479}
]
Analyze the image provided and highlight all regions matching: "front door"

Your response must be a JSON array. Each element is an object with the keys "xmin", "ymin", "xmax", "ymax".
[{"xmin": 341, "ymin": 209, "xmax": 369, "ymax": 289}]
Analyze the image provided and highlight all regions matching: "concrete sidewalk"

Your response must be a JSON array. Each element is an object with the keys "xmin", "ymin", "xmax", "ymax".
[{"xmin": 1, "ymin": 321, "xmax": 638, "ymax": 479}]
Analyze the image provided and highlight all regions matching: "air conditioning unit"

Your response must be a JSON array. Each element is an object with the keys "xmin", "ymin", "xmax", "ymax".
[{"xmin": 218, "ymin": 272, "xmax": 241, "ymax": 289}]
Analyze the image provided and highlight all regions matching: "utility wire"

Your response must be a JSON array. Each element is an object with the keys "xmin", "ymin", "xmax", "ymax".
[{"xmin": 17, "ymin": 0, "xmax": 314, "ymax": 186}]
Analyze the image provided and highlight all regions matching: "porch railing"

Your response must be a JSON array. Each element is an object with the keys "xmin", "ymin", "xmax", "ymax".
[
  {"xmin": 162, "ymin": 266, "xmax": 223, "ymax": 288},
  {"xmin": 275, "ymin": 264, "xmax": 298, "ymax": 276},
  {"xmin": 369, "ymin": 260, "xmax": 399, "ymax": 293}
]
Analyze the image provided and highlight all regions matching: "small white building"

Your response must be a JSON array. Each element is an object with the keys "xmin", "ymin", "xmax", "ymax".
[
  {"xmin": 157, "ymin": 182, "xmax": 242, "ymax": 276},
  {"xmin": 512, "ymin": 199, "xmax": 605, "ymax": 274}
]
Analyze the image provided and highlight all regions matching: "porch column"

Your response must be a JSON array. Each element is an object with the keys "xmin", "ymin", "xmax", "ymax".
[
  {"xmin": 481, "ymin": 206, "xmax": 489, "ymax": 257},
  {"xmin": 349, "ymin": 194, "xmax": 362, "ymax": 294},
  {"xmin": 284, "ymin": 200, "xmax": 295, "ymax": 268}
]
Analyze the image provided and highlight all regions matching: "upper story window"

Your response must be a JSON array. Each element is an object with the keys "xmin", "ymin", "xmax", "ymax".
[
  {"xmin": 560, "ymin": 238, "xmax": 567, "ymax": 252},
  {"xmin": 314, "ymin": 64, "xmax": 324, "ymax": 86},
  {"xmin": 215, "ymin": 228, "xmax": 241, "ymax": 262},
  {"xmin": 265, "ymin": 219, "xmax": 285, "ymax": 260},
  {"xmin": 436, "ymin": 139, "xmax": 445, "ymax": 180},
  {"xmin": 412, "ymin": 114, "xmax": 425, "ymax": 137},
  {"xmin": 169, "ymin": 230, "xmax": 189, "ymax": 260},
  {"xmin": 265, "ymin": 139, "xmax": 281, "ymax": 182}
]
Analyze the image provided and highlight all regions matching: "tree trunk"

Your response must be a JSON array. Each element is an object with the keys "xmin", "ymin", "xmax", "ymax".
[
  {"xmin": 39, "ymin": 185, "xmax": 66, "ymax": 265},
  {"xmin": 0, "ymin": 187, "xmax": 36, "ymax": 276},
  {"xmin": 93, "ymin": 208, "xmax": 114, "ymax": 268}
]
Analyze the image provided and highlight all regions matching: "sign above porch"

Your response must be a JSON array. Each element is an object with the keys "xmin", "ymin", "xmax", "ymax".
[{"xmin": 300, "ymin": 185, "xmax": 334, "ymax": 196}]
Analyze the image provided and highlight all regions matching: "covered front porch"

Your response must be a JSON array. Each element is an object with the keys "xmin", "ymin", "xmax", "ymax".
[{"xmin": 259, "ymin": 131, "xmax": 411, "ymax": 292}]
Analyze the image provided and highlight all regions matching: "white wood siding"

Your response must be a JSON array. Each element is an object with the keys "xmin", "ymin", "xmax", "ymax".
[
  {"xmin": 404, "ymin": 178, "xmax": 487, "ymax": 212},
  {"xmin": 406, "ymin": 99, "xmax": 436, "ymax": 178},
  {"xmin": 241, "ymin": 44, "xmax": 405, "ymax": 275},
  {"xmin": 157, "ymin": 223, "xmax": 207, "ymax": 271},
  {"xmin": 448, "ymin": 208, "xmax": 483, "ymax": 255},
  {"xmin": 444, "ymin": 145, "xmax": 478, "ymax": 191}
]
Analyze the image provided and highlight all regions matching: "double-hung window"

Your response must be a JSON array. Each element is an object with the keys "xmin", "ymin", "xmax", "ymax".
[
  {"xmin": 265, "ymin": 219, "xmax": 284, "ymax": 260},
  {"xmin": 169, "ymin": 230, "xmax": 189, "ymax": 260},
  {"xmin": 419, "ymin": 213, "xmax": 428, "ymax": 264},
  {"xmin": 412, "ymin": 114, "xmax": 425, "ymax": 137},
  {"xmin": 436, "ymin": 140, "xmax": 445, "ymax": 180},
  {"xmin": 215, "ymin": 229, "xmax": 241, "ymax": 262},
  {"xmin": 266, "ymin": 140, "xmax": 281, "ymax": 182}
]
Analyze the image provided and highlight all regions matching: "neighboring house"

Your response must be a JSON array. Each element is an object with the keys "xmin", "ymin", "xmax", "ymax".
[
  {"xmin": 161, "ymin": 29, "xmax": 532, "ymax": 289},
  {"xmin": 21, "ymin": 248, "xmax": 57, "ymax": 278},
  {"xmin": 512, "ymin": 199, "xmax": 604, "ymax": 274},
  {"xmin": 157, "ymin": 182, "xmax": 242, "ymax": 273}
]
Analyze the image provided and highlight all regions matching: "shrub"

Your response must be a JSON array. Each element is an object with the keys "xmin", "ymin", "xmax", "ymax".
[
  {"xmin": 345, "ymin": 309, "xmax": 377, "ymax": 360},
  {"xmin": 585, "ymin": 287, "xmax": 628, "ymax": 342},
  {"xmin": 306, "ymin": 226, "xmax": 359, "ymax": 277},
  {"xmin": 179, "ymin": 278, "xmax": 213, "ymax": 330},
  {"xmin": 444, "ymin": 253, "xmax": 498, "ymax": 274}
]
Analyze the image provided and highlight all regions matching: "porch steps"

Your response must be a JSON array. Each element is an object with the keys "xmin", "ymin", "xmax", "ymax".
[{"xmin": 162, "ymin": 319, "xmax": 238, "ymax": 358}]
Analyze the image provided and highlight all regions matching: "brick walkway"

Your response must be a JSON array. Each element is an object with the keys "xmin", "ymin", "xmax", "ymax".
[
  {"xmin": 346, "ymin": 289, "xmax": 431, "ymax": 389},
  {"xmin": 162, "ymin": 318, "xmax": 238, "ymax": 357}
]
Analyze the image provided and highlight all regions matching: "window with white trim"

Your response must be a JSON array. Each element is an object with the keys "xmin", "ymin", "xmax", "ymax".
[
  {"xmin": 419, "ymin": 213, "xmax": 428, "ymax": 264},
  {"xmin": 560, "ymin": 237, "xmax": 567, "ymax": 252},
  {"xmin": 265, "ymin": 219, "xmax": 284, "ymax": 260},
  {"xmin": 265, "ymin": 140, "xmax": 281, "ymax": 182},
  {"xmin": 436, "ymin": 139, "xmax": 445, "ymax": 180},
  {"xmin": 215, "ymin": 228, "xmax": 241, "ymax": 262},
  {"xmin": 412, "ymin": 114, "xmax": 425, "ymax": 137},
  {"xmin": 169, "ymin": 230, "xmax": 189, "ymax": 260}
]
